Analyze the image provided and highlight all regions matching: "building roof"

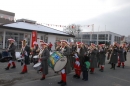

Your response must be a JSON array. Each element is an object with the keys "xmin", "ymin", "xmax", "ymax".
[
  {"xmin": 0, "ymin": 9, "xmax": 15, "ymax": 16},
  {"xmin": 3, "ymin": 22, "xmax": 74, "ymax": 37}
]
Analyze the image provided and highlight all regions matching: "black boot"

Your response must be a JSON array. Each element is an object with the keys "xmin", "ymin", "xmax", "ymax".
[
  {"xmin": 58, "ymin": 80, "xmax": 63, "ymax": 84},
  {"xmin": 100, "ymin": 69, "xmax": 104, "ymax": 72},
  {"xmin": 5, "ymin": 67, "xmax": 9, "ymax": 70},
  {"xmin": 61, "ymin": 82, "xmax": 66, "ymax": 86},
  {"xmin": 76, "ymin": 75, "xmax": 80, "ymax": 79},
  {"xmin": 11, "ymin": 66, "xmax": 16, "ymax": 69},
  {"xmin": 73, "ymin": 74, "xmax": 77, "ymax": 78},
  {"xmin": 40, "ymin": 77, "xmax": 45, "ymax": 80}
]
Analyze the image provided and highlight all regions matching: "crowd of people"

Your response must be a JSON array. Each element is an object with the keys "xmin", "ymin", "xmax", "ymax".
[{"xmin": 4, "ymin": 38, "xmax": 128, "ymax": 86}]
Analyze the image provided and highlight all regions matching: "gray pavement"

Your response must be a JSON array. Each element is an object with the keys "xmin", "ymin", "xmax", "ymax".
[{"xmin": 0, "ymin": 53, "xmax": 130, "ymax": 86}]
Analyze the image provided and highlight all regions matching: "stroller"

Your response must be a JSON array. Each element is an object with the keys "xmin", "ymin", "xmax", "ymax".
[{"xmin": 0, "ymin": 51, "xmax": 12, "ymax": 62}]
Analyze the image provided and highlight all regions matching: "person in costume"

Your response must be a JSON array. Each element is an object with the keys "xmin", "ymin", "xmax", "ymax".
[
  {"xmin": 109, "ymin": 42, "xmax": 119, "ymax": 70},
  {"xmin": 31, "ymin": 41, "xmax": 39, "ymax": 64},
  {"xmin": 98, "ymin": 44, "xmax": 106, "ymax": 72},
  {"xmin": 89, "ymin": 43, "xmax": 98, "ymax": 74},
  {"xmin": 40, "ymin": 42, "xmax": 50, "ymax": 80},
  {"xmin": 57, "ymin": 40, "xmax": 71, "ymax": 86},
  {"xmin": 73, "ymin": 42, "xmax": 85, "ymax": 79},
  {"xmin": 20, "ymin": 39, "xmax": 31, "ymax": 74},
  {"xmin": 5, "ymin": 38, "xmax": 16, "ymax": 70},
  {"xmin": 117, "ymin": 44, "xmax": 125, "ymax": 68}
]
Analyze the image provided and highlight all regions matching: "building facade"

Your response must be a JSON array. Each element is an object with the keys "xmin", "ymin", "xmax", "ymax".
[
  {"xmin": 0, "ymin": 9, "xmax": 15, "ymax": 24},
  {"xmin": 75, "ymin": 31, "xmax": 122, "ymax": 45},
  {"xmin": 0, "ymin": 19, "xmax": 74, "ymax": 50}
]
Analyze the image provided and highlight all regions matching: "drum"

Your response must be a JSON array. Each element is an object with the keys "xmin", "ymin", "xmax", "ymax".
[
  {"xmin": 0, "ymin": 51, "xmax": 12, "ymax": 62},
  {"xmin": 33, "ymin": 62, "xmax": 41, "ymax": 71},
  {"xmin": 48, "ymin": 51, "xmax": 67, "ymax": 72},
  {"xmin": 33, "ymin": 55, "xmax": 38, "ymax": 64}
]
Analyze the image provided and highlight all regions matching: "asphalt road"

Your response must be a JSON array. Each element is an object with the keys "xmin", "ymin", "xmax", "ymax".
[{"xmin": 0, "ymin": 53, "xmax": 130, "ymax": 86}]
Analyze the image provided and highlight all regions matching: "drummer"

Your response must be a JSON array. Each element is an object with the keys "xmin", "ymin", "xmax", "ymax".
[
  {"xmin": 40, "ymin": 42, "xmax": 50, "ymax": 80},
  {"xmin": 5, "ymin": 38, "xmax": 16, "ymax": 70},
  {"xmin": 57, "ymin": 40, "xmax": 71, "ymax": 86},
  {"xmin": 20, "ymin": 39, "xmax": 31, "ymax": 74},
  {"xmin": 31, "ymin": 41, "xmax": 39, "ymax": 64}
]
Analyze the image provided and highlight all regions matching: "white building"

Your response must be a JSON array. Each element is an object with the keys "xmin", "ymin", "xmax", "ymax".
[
  {"xmin": 75, "ymin": 31, "xmax": 122, "ymax": 45},
  {"xmin": 0, "ymin": 19, "xmax": 74, "ymax": 50}
]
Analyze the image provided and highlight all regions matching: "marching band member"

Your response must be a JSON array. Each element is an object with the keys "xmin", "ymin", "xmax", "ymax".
[
  {"xmin": 31, "ymin": 41, "xmax": 39, "ymax": 64},
  {"xmin": 123, "ymin": 43, "xmax": 127, "ymax": 61},
  {"xmin": 98, "ymin": 44, "xmax": 106, "ymax": 72},
  {"xmin": 73, "ymin": 42, "xmax": 85, "ymax": 79},
  {"xmin": 117, "ymin": 44, "xmax": 125, "ymax": 68},
  {"xmin": 89, "ymin": 43, "xmax": 98, "ymax": 74},
  {"xmin": 40, "ymin": 42, "xmax": 50, "ymax": 80},
  {"xmin": 20, "ymin": 39, "xmax": 31, "ymax": 74},
  {"xmin": 109, "ymin": 42, "xmax": 118, "ymax": 70},
  {"xmin": 5, "ymin": 38, "xmax": 16, "ymax": 70},
  {"xmin": 57, "ymin": 40, "xmax": 70, "ymax": 86}
]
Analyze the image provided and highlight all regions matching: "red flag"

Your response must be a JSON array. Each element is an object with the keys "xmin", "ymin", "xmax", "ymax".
[{"xmin": 31, "ymin": 31, "xmax": 37, "ymax": 47}]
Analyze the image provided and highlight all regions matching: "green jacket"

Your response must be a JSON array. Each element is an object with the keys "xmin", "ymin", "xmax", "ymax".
[{"xmin": 85, "ymin": 61, "xmax": 90, "ymax": 69}]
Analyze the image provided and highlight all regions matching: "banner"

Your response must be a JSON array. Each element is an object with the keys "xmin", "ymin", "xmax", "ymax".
[{"xmin": 31, "ymin": 31, "xmax": 37, "ymax": 47}]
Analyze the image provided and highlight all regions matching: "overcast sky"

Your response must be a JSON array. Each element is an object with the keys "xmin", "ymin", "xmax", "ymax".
[{"xmin": 0, "ymin": 0, "xmax": 130, "ymax": 36}]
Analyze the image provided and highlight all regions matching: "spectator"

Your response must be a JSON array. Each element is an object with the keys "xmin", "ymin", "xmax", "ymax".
[{"xmin": 48, "ymin": 42, "xmax": 53, "ymax": 52}]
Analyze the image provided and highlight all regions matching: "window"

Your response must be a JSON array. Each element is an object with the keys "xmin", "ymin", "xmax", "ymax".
[
  {"xmin": 41, "ymin": 36, "xmax": 44, "ymax": 40},
  {"xmin": 82, "ymin": 35, "xmax": 90, "ymax": 39},
  {"xmin": 109, "ymin": 34, "xmax": 112, "ymax": 40},
  {"xmin": 92, "ymin": 34, "xmax": 97, "ymax": 40},
  {"xmin": 98, "ymin": 34, "xmax": 108, "ymax": 40}
]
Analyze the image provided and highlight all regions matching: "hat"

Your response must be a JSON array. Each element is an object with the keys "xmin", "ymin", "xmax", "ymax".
[
  {"xmin": 91, "ymin": 43, "xmax": 96, "ymax": 47},
  {"xmin": 60, "ymin": 40, "xmax": 69, "ymax": 44},
  {"xmin": 41, "ymin": 42, "xmax": 48, "ymax": 46},
  {"xmin": 33, "ymin": 41, "xmax": 38, "ymax": 45},
  {"xmin": 8, "ymin": 38, "xmax": 15, "ymax": 42},
  {"xmin": 40, "ymin": 40, "xmax": 44, "ymax": 42},
  {"xmin": 76, "ymin": 42, "xmax": 83, "ymax": 45}
]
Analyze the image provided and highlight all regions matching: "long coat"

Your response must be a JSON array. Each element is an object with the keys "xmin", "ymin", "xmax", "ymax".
[
  {"xmin": 98, "ymin": 48, "xmax": 106, "ymax": 65},
  {"xmin": 21, "ymin": 45, "xmax": 31, "ymax": 65},
  {"xmin": 62, "ymin": 46, "xmax": 71, "ymax": 74},
  {"xmin": 90, "ymin": 49, "xmax": 98, "ymax": 68},
  {"xmin": 41, "ymin": 48, "xmax": 50, "ymax": 75},
  {"xmin": 118, "ymin": 48, "xmax": 125, "ymax": 62},
  {"xmin": 56, "ymin": 46, "xmax": 71, "ymax": 74},
  {"xmin": 8, "ymin": 43, "xmax": 16, "ymax": 61},
  {"xmin": 110, "ymin": 47, "xmax": 118, "ymax": 64},
  {"xmin": 69, "ymin": 47, "xmax": 75, "ymax": 70}
]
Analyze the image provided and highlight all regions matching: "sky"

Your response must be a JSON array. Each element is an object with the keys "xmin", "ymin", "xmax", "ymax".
[{"xmin": 0, "ymin": 0, "xmax": 130, "ymax": 36}]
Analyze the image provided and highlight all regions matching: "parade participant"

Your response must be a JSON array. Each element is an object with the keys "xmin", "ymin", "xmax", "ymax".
[
  {"xmin": 20, "ymin": 39, "xmax": 31, "ymax": 74},
  {"xmin": 48, "ymin": 42, "xmax": 53, "ymax": 52},
  {"xmin": 109, "ymin": 42, "xmax": 118, "ymax": 70},
  {"xmin": 73, "ymin": 42, "xmax": 85, "ymax": 79},
  {"xmin": 31, "ymin": 41, "xmax": 39, "ymax": 64},
  {"xmin": 122, "ymin": 43, "xmax": 127, "ymax": 61},
  {"xmin": 98, "ymin": 44, "xmax": 106, "ymax": 72},
  {"xmin": 57, "ymin": 40, "xmax": 70, "ymax": 86},
  {"xmin": 89, "ymin": 43, "xmax": 98, "ymax": 74},
  {"xmin": 55, "ymin": 41, "xmax": 61, "ymax": 51},
  {"xmin": 69, "ymin": 42, "xmax": 75, "ymax": 70},
  {"xmin": 117, "ymin": 44, "xmax": 125, "ymax": 68},
  {"xmin": 82, "ymin": 55, "xmax": 90, "ymax": 81},
  {"xmin": 5, "ymin": 38, "xmax": 16, "ymax": 70},
  {"xmin": 40, "ymin": 42, "xmax": 50, "ymax": 80}
]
